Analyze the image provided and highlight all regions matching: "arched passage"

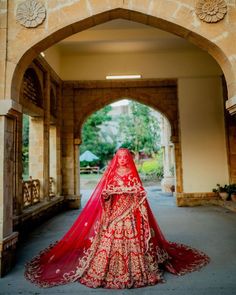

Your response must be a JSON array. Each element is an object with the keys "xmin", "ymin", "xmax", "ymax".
[
  {"xmin": 1, "ymin": 2, "xmax": 235, "ymax": 277},
  {"xmin": 79, "ymin": 97, "xmax": 176, "ymax": 193},
  {"xmin": 62, "ymin": 79, "xmax": 183, "ymax": 196},
  {"xmin": 10, "ymin": 7, "xmax": 236, "ymax": 110}
]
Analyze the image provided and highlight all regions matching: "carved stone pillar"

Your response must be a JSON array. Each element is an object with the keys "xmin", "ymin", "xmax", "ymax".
[
  {"xmin": 43, "ymin": 72, "xmax": 50, "ymax": 200},
  {"xmin": 66, "ymin": 139, "xmax": 82, "ymax": 209},
  {"xmin": 61, "ymin": 86, "xmax": 81, "ymax": 209},
  {"xmin": 29, "ymin": 117, "xmax": 45, "ymax": 200},
  {"xmin": 28, "ymin": 73, "xmax": 50, "ymax": 201},
  {"xmin": 56, "ymin": 86, "xmax": 62, "ymax": 196},
  {"xmin": 0, "ymin": 114, "xmax": 19, "ymax": 276}
]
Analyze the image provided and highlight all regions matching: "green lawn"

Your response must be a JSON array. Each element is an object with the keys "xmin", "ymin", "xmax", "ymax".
[
  {"xmin": 80, "ymin": 171, "xmax": 161, "ymax": 189},
  {"xmin": 80, "ymin": 173, "xmax": 103, "ymax": 189}
]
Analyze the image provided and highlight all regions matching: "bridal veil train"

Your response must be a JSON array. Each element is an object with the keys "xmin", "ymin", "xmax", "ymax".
[{"xmin": 25, "ymin": 148, "xmax": 209, "ymax": 289}]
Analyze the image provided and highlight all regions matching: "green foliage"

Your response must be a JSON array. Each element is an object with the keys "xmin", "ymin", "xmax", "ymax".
[
  {"xmin": 141, "ymin": 160, "xmax": 159, "ymax": 173},
  {"xmin": 212, "ymin": 183, "xmax": 236, "ymax": 194},
  {"xmin": 138, "ymin": 156, "xmax": 164, "ymax": 179},
  {"xmin": 212, "ymin": 183, "xmax": 228, "ymax": 193},
  {"xmin": 81, "ymin": 106, "xmax": 117, "ymax": 167},
  {"xmin": 81, "ymin": 101, "xmax": 162, "ymax": 168},
  {"xmin": 118, "ymin": 101, "xmax": 160, "ymax": 156},
  {"xmin": 22, "ymin": 114, "xmax": 29, "ymax": 179},
  {"xmin": 22, "ymin": 114, "xmax": 29, "ymax": 146}
]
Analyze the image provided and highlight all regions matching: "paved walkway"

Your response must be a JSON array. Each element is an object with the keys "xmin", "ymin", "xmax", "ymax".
[{"xmin": 1, "ymin": 186, "xmax": 236, "ymax": 295}]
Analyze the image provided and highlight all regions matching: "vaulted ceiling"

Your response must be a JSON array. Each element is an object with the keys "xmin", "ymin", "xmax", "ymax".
[{"xmin": 56, "ymin": 19, "xmax": 197, "ymax": 54}]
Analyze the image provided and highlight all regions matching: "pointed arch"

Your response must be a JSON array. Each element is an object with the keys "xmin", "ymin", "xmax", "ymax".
[
  {"xmin": 11, "ymin": 8, "xmax": 235, "ymax": 109},
  {"xmin": 62, "ymin": 78, "xmax": 183, "ymax": 193}
]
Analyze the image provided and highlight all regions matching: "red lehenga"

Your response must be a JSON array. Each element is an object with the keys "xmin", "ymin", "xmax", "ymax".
[{"xmin": 25, "ymin": 148, "xmax": 210, "ymax": 289}]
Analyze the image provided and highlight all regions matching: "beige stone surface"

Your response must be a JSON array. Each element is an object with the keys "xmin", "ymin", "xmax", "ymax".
[
  {"xmin": 0, "ymin": 116, "xmax": 14, "ymax": 239},
  {"xmin": 178, "ymin": 77, "xmax": 229, "ymax": 193},
  {"xmin": 0, "ymin": 0, "xmax": 234, "ymax": 112},
  {"xmin": 176, "ymin": 192, "xmax": 220, "ymax": 207}
]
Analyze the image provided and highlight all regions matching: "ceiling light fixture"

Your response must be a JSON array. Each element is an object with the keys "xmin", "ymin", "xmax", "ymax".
[{"xmin": 106, "ymin": 74, "xmax": 141, "ymax": 80}]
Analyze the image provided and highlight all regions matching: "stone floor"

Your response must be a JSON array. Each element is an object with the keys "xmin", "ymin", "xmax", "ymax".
[{"xmin": 1, "ymin": 186, "xmax": 236, "ymax": 295}]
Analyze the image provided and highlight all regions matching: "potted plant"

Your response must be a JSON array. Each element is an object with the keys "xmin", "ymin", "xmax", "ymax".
[
  {"xmin": 227, "ymin": 184, "xmax": 236, "ymax": 202},
  {"xmin": 212, "ymin": 184, "xmax": 229, "ymax": 201}
]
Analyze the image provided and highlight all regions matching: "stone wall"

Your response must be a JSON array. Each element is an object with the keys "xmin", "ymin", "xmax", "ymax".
[
  {"xmin": 62, "ymin": 79, "xmax": 183, "ymax": 193},
  {"xmin": 0, "ymin": 0, "xmax": 7, "ymax": 102},
  {"xmin": 0, "ymin": 115, "xmax": 18, "ymax": 276},
  {"xmin": 2, "ymin": 1, "xmax": 235, "ymax": 114}
]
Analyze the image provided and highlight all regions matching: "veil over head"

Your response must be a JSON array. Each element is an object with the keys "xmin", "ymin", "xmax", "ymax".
[
  {"xmin": 25, "ymin": 148, "xmax": 210, "ymax": 288},
  {"xmin": 25, "ymin": 148, "xmax": 153, "ymax": 286}
]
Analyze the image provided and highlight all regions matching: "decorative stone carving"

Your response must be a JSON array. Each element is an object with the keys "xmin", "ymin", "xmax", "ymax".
[
  {"xmin": 195, "ymin": 0, "xmax": 227, "ymax": 23},
  {"xmin": 16, "ymin": 0, "xmax": 46, "ymax": 28}
]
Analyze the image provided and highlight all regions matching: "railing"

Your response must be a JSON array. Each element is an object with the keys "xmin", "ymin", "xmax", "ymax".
[
  {"xmin": 80, "ymin": 166, "xmax": 100, "ymax": 174},
  {"xmin": 22, "ymin": 177, "xmax": 40, "ymax": 208}
]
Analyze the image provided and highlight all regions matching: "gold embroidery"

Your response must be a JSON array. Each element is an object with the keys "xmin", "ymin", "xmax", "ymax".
[{"xmin": 25, "ymin": 173, "xmax": 210, "ymax": 288}]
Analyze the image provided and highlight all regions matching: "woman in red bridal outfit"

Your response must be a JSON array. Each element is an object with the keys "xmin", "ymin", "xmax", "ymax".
[{"xmin": 25, "ymin": 148, "xmax": 209, "ymax": 289}]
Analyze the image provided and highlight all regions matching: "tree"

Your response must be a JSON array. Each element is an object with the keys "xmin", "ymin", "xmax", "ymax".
[
  {"xmin": 118, "ymin": 101, "xmax": 160, "ymax": 156},
  {"xmin": 22, "ymin": 114, "xmax": 29, "ymax": 178},
  {"xmin": 81, "ymin": 106, "xmax": 117, "ymax": 166}
]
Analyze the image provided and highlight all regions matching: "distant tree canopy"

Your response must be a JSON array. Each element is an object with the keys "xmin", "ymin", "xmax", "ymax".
[
  {"xmin": 118, "ymin": 101, "xmax": 161, "ymax": 156},
  {"xmin": 22, "ymin": 101, "xmax": 161, "ymax": 173},
  {"xmin": 23, "ymin": 114, "xmax": 29, "ymax": 146},
  {"xmin": 22, "ymin": 114, "xmax": 29, "ymax": 178},
  {"xmin": 81, "ymin": 106, "xmax": 117, "ymax": 167},
  {"xmin": 81, "ymin": 101, "xmax": 161, "ymax": 167}
]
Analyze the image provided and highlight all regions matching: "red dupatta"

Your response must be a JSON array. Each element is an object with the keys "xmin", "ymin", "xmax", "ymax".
[{"xmin": 25, "ymin": 148, "xmax": 209, "ymax": 288}]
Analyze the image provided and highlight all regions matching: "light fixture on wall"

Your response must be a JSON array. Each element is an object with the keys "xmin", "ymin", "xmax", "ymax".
[
  {"xmin": 40, "ymin": 52, "xmax": 45, "ymax": 57},
  {"xmin": 106, "ymin": 74, "xmax": 142, "ymax": 80}
]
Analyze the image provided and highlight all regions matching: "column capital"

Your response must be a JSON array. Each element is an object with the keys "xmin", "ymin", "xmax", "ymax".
[
  {"xmin": 226, "ymin": 96, "xmax": 236, "ymax": 115},
  {"xmin": 0, "ymin": 100, "xmax": 22, "ymax": 115},
  {"xmin": 74, "ymin": 138, "xmax": 82, "ymax": 145},
  {"xmin": 170, "ymin": 135, "xmax": 179, "ymax": 143}
]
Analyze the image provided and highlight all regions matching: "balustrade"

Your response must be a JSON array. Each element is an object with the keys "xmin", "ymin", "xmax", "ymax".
[
  {"xmin": 22, "ymin": 177, "xmax": 40, "ymax": 208},
  {"xmin": 49, "ymin": 177, "xmax": 56, "ymax": 198},
  {"xmin": 22, "ymin": 176, "xmax": 56, "ymax": 208}
]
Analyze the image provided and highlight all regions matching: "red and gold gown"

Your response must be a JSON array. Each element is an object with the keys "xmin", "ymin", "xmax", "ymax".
[{"xmin": 25, "ymin": 149, "xmax": 210, "ymax": 289}]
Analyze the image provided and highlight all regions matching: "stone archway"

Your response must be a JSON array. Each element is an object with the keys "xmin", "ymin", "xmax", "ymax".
[
  {"xmin": 8, "ymin": 5, "xmax": 236, "ymax": 113},
  {"xmin": 61, "ymin": 79, "xmax": 183, "ymax": 195}
]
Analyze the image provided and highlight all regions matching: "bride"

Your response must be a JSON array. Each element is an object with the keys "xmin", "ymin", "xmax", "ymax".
[{"xmin": 25, "ymin": 148, "xmax": 209, "ymax": 288}]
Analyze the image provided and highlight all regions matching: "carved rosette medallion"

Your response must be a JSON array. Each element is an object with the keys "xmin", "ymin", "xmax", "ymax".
[
  {"xmin": 16, "ymin": 0, "xmax": 46, "ymax": 28},
  {"xmin": 195, "ymin": 0, "xmax": 227, "ymax": 23}
]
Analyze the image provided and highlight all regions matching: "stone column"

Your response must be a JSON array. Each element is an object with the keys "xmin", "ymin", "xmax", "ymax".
[
  {"xmin": 56, "ymin": 85, "xmax": 62, "ymax": 195},
  {"xmin": 61, "ymin": 87, "xmax": 81, "ymax": 209},
  {"xmin": 75, "ymin": 141, "xmax": 81, "ymax": 197},
  {"xmin": 0, "ymin": 114, "xmax": 18, "ymax": 277},
  {"xmin": 172, "ymin": 137, "xmax": 183, "ymax": 194},
  {"xmin": 0, "ymin": 1, "xmax": 7, "ymax": 101},
  {"xmin": 163, "ymin": 145, "xmax": 172, "ymax": 177},
  {"xmin": 161, "ymin": 117, "xmax": 175, "ymax": 193},
  {"xmin": 49, "ymin": 125, "xmax": 57, "ymax": 196},
  {"xmin": 29, "ymin": 73, "xmax": 50, "ymax": 201},
  {"xmin": 14, "ymin": 111, "xmax": 24, "ymax": 216},
  {"xmin": 29, "ymin": 117, "xmax": 45, "ymax": 200},
  {"xmin": 68, "ymin": 139, "xmax": 82, "ymax": 209},
  {"xmin": 43, "ymin": 72, "xmax": 50, "ymax": 200}
]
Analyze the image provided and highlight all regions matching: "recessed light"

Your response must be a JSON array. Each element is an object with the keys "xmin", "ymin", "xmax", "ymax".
[{"xmin": 106, "ymin": 75, "xmax": 141, "ymax": 80}]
